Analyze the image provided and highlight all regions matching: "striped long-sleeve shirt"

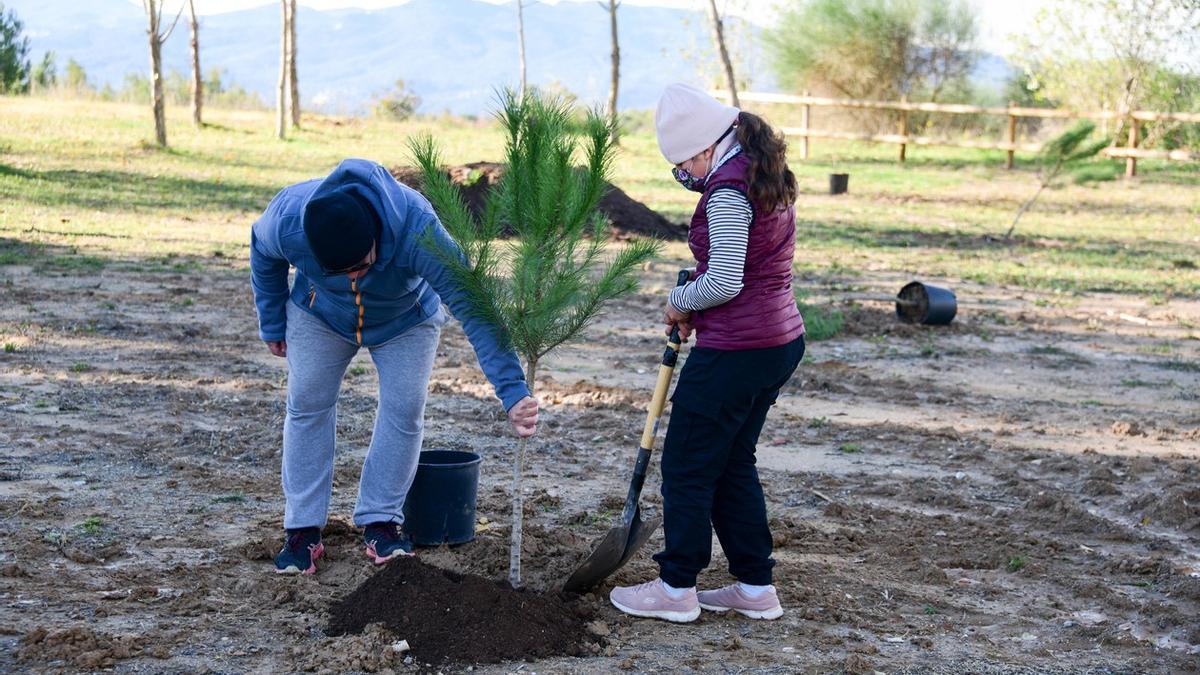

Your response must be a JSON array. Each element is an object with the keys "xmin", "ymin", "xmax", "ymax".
[{"xmin": 669, "ymin": 187, "xmax": 753, "ymax": 313}]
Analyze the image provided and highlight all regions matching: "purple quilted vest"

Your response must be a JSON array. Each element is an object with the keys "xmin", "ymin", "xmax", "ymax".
[{"xmin": 688, "ymin": 152, "xmax": 805, "ymax": 350}]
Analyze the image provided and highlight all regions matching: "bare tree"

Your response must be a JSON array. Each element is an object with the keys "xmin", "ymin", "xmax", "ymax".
[
  {"xmin": 276, "ymin": 0, "xmax": 287, "ymax": 140},
  {"xmin": 142, "ymin": 0, "xmax": 185, "ymax": 147},
  {"xmin": 288, "ymin": 0, "xmax": 300, "ymax": 128},
  {"xmin": 516, "ymin": 0, "xmax": 528, "ymax": 97},
  {"xmin": 601, "ymin": 0, "xmax": 621, "ymax": 136},
  {"xmin": 187, "ymin": 0, "xmax": 202, "ymax": 128},
  {"xmin": 704, "ymin": 0, "xmax": 739, "ymax": 107}
]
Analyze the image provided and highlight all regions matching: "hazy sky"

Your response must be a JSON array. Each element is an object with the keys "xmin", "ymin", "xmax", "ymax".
[{"xmin": 168, "ymin": 0, "xmax": 1044, "ymax": 56}]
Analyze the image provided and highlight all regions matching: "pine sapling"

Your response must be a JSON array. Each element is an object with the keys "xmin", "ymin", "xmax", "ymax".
[
  {"xmin": 409, "ymin": 89, "xmax": 661, "ymax": 588},
  {"xmin": 1005, "ymin": 121, "xmax": 1109, "ymax": 239}
]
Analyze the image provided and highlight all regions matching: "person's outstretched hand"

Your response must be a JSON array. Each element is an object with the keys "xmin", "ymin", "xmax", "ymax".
[
  {"xmin": 266, "ymin": 340, "xmax": 287, "ymax": 358},
  {"xmin": 508, "ymin": 396, "xmax": 539, "ymax": 438}
]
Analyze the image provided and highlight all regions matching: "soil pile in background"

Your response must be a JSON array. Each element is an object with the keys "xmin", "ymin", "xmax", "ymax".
[
  {"xmin": 390, "ymin": 162, "xmax": 686, "ymax": 240},
  {"xmin": 326, "ymin": 557, "xmax": 598, "ymax": 666}
]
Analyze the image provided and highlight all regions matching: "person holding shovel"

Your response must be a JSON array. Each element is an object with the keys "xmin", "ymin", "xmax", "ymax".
[
  {"xmin": 609, "ymin": 84, "xmax": 805, "ymax": 622},
  {"xmin": 250, "ymin": 158, "xmax": 538, "ymax": 575}
]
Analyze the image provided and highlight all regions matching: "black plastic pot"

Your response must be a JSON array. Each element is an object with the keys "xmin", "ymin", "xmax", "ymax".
[
  {"xmin": 402, "ymin": 450, "xmax": 482, "ymax": 546},
  {"xmin": 829, "ymin": 173, "xmax": 849, "ymax": 195},
  {"xmin": 896, "ymin": 281, "xmax": 957, "ymax": 325}
]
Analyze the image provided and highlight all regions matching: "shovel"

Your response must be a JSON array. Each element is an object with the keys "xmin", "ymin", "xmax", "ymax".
[{"xmin": 562, "ymin": 269, "xmax": 690, "ymax": 593}]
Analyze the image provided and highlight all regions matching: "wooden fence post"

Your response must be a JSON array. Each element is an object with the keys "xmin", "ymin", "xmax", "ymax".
[
  {"xmin": 800, "ymin": 91, "xmax": 811, "ymax": 160},
  {"xmin": 1006, "ymin": 101, "xmax": 1017, "ymax": 170},
  {"xmin": 1126, "ymin": 116, "xmax": 1139, "ymax": 178},
  {"xmin": 898, "ymin": 96, "xmax": 909, "ymax": 162}
]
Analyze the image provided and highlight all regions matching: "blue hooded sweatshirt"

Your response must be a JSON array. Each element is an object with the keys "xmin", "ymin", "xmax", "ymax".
[{"xmin": 250, "ymin": 158, "xmax": 529, "ymax": 411}]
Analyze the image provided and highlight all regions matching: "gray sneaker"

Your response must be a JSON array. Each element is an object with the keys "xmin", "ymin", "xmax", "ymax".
[
  {"xmin": 609, "ymin": 578, "xmax": 701, "ymax": 623},
  {"xmin": 697, "ymin": 583, "xmax": 784, "ymax": 620}
]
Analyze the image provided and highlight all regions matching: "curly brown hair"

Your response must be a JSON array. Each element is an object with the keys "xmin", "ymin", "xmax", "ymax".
[{"xmin": 734, "ymin": 111, "xmax": 797, "ymax": 211}]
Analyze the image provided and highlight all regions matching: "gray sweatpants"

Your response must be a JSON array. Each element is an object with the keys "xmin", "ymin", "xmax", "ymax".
[{"xmin": 282, "ymin": 300, "xmax": 444, "ymax": 530}]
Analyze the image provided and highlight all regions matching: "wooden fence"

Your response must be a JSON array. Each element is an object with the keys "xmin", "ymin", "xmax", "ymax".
[{"xmin": 714, "ymin": 91, "xmax": 1200, "ymax": 177}]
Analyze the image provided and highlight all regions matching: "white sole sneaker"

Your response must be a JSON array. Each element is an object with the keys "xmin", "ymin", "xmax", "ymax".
[
  {"xmin": 611, "ymin": 598, "xmax": 701, "ymax": 623},
  {"xmin": 364, "ymin": 547, "xmax": 415, "ymax": 565},
  {"xmin": 699, "ymin": 602, "xmax": 784, "ymax": 620}
]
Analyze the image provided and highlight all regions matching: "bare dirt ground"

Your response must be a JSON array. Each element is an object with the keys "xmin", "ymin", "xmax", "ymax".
[{"xmin": 1, "ymin": 251, "xmax": 1198, "ymax": 674}]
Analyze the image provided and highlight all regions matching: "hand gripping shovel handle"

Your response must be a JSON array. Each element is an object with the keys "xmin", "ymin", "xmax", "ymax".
[{"xmin": 620, "ymin": 269, "xmax": 690, "ymax": 524}]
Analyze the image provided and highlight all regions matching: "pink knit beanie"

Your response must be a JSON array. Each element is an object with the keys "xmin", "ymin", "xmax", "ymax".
[{"xmin": 654, "ymin": 83, "xmax": 740, "ymax": 164}]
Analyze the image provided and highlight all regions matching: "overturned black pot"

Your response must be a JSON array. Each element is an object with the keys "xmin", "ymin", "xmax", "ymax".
[
  {"xmin": 829, "ymin": 173, "xmax": 849, "ymax": 195},
  {"xmin": 896, "ymin": 281, "xmax": 957, "ymax": 325},
  {"xmin": 402, "ymin": 450, "xmax": 482, "ymax": 546}
]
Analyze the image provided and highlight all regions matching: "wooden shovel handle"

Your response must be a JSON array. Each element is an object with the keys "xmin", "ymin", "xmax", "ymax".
[{"xmin": 639, "ymin": 269, "xmax": 690, "ymax": 449}]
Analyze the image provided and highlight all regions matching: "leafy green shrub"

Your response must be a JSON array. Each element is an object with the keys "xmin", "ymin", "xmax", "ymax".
[{"xmin": 374, "ymin": 79, "xmax": 421, "ymax": 121}]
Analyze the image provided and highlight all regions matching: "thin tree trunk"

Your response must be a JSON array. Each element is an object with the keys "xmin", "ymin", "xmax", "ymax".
[
  {"xmin": 516, "ymin": 0, "xmax": 527, "ymax": 98},
  {"xmin": 188, "ymin": 0, "xmax": 202, "ymax": 128},
  {"xmin": 276, "ymin": 0, "xmax": 287, "ymax": 140},
  {"xmin": 147, "ymin": 1, "xmax": 167, "ymax": 147},
  {"xmin": 1005, "ymin": 181, "xmax": 1047, "ymax": 239},
  {"xmin": 288, "ymin": 0, "xmax": 300, "ymax": 128},
  {"xmin": 705, "ymin": 0, "xmax": 738, "ymax": 107},
  {"xmin": 282, "ymin": 0, "xmax": 291, "ymax": 125},
  {"xmin": 607, "ymin": 0, "xmax": 619, "ymax": 139},
  {"xmin": 508, "ymin": 358, "xmax": 537, "ymax": 589}
]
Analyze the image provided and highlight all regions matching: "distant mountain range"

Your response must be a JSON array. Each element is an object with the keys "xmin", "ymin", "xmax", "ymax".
[{"xmin": 8, "ymin": 0, "xmax": 1011, "ymax": 115}]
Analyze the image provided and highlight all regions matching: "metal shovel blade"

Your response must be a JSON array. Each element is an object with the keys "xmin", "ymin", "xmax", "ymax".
[
  {"xmin": 562, "ymin": 504, "xmax": 661, "ymax": 594},
  {"xmin": 616, "ymin": 511, "xmax": 661, "ymax": 569},
  {"xmin": 562, "ymin": 517, "xmax": 635, "ymax": 593}
]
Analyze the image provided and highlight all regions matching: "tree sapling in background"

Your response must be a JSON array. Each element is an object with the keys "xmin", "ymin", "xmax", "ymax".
[{"xmin": 1005, "ymin": 121, "xmax": 1109, "ymax": 239}]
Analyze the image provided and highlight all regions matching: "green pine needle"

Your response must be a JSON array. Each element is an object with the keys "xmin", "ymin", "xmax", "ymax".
[{"xmin": 408, "ymin": 87, "xmax": 662, "ymax": 374}]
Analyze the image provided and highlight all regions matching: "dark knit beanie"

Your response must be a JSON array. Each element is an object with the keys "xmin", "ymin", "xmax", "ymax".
[{"xmin": 302, "ymin": 187, "xmax": 381, "ymax": 272}]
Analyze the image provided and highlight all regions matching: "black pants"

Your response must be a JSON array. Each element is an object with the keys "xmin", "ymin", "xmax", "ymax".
[{"xmin": 653, "ymin": 335, "xmax": 805, "ymax": 588}]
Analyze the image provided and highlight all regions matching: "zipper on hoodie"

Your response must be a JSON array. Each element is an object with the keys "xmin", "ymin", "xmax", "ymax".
[{"xmin": 351, "ymin": 278, "xmax": 364, "ymax": 345}]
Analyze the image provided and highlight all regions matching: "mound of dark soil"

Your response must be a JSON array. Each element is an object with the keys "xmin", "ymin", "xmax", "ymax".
[
  {"xmin": 390, "ymin": 162, "xmax": 685, "ymax": 240},
  {"xmin": 326, "ymin": 557, "xmax": 598, "ymax": 666}
]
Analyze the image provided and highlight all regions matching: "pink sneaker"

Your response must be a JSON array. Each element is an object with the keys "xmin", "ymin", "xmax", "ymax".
[
  {"xmin": 609, "ymin": 579, "xmax": 701, "ymax": 623},
  {"xmin": 697, "ymin": 584, "xmax": 784, "ymax": 620}
]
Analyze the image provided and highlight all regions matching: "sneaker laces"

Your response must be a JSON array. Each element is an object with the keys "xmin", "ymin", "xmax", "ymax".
[{"xmin": 634, "ymin": 579, "xmax": 664, "ymax": 594}]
